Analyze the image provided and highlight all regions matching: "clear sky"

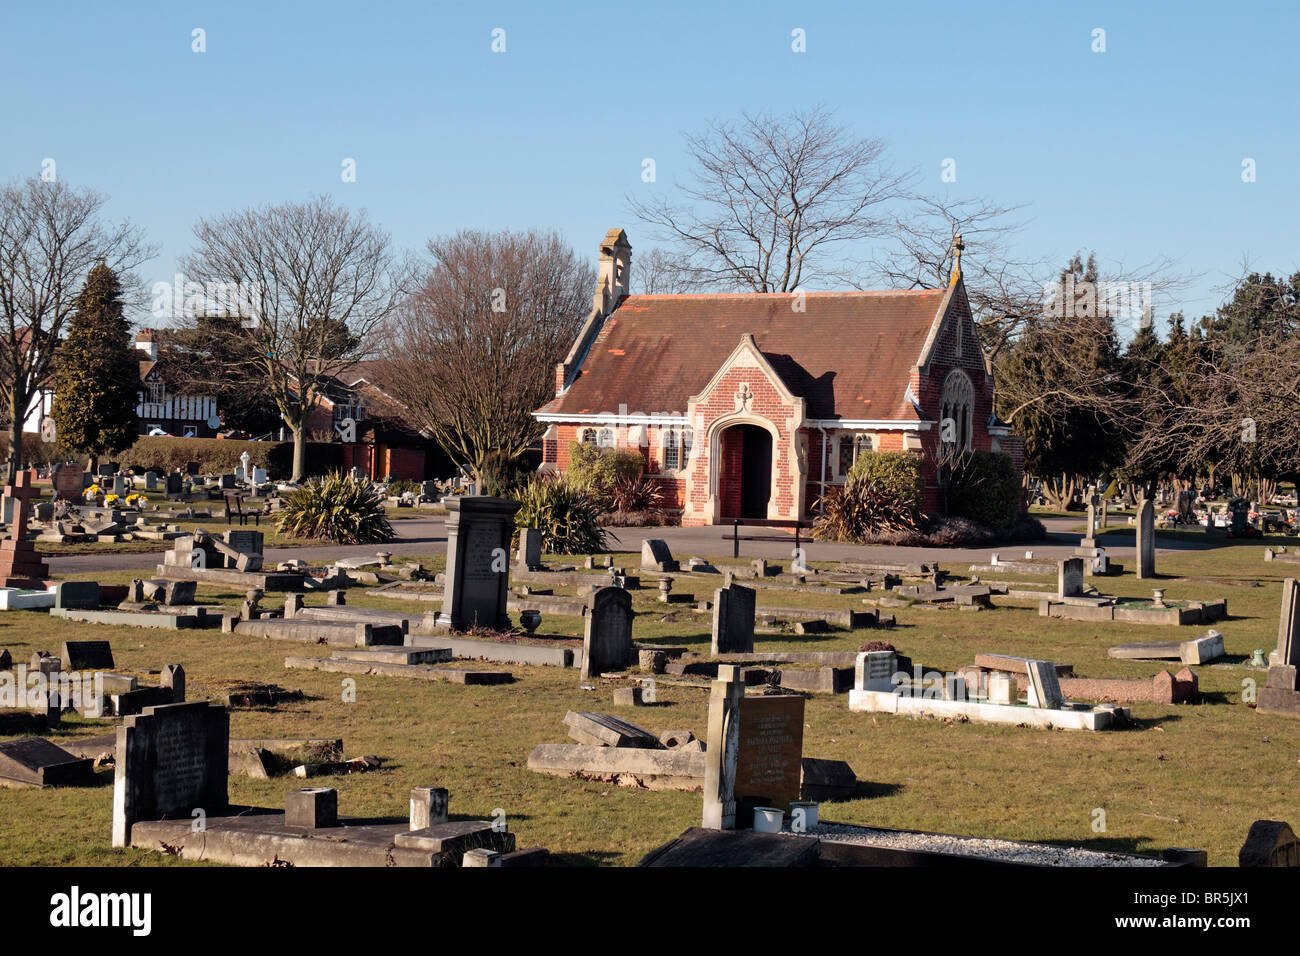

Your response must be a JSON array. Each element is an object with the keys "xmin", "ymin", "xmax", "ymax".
[{"xmin": 1, "ymin": 0, "xmax": 1294, "ymax": 327}]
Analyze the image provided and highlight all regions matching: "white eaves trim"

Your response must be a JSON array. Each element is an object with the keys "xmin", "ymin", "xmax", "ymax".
[
  {"xmin": 534, "ymin": 411, "xmax": 692, "ymax": 426},
  {"xmin": 807, "ymin": 418, "xmax": 933, "ymax": 432}
]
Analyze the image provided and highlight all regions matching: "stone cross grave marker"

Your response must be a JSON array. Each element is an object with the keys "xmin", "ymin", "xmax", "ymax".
[
  {"xmin": 0, "ymin": 469, "xmax": 49, "ymax": 587},
  {"xmin": 112, "ymin": 701, "xmax": 229, "ymax": 848},
  {"xmin": 711, "ymin": 582, "xmax": 756, "ymax": 655},
  {"xmin": 581, "ymin": 586, "xmax": 634, "ymax": 678},
  {"xmin": 437, "ymin": 495, "xmax": 519, "ymax": 631}
]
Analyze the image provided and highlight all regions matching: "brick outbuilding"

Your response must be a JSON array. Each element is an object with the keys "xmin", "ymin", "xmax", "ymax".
[{"xmin": 535, "ymin": 229, "xmax": 1022, "ymax": 525}]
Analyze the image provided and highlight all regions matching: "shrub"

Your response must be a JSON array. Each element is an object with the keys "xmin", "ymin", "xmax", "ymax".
[
  {"xmin": 944, "ymin": 450, "xmax": 1019, "ymax": 530},
  {"xmin": 848, "ymin": 451, "xmax": 923, "ymax": 518},
  {"xmin": 479, "ymin": 449, "xmax": 531, "ymax": 498},
  {"xmin": 275, "ymin": 472, "xmax": 396, "ymax": 544},
  {"xmin": 513, "ymin": 475, "xmax": 608, "ymax": 554},
  {"xmin": 104, "ymin": 435, "xmax": 343, "ymax": 479},
  {"xmin": 812, "ymin": 474, "xmax": 923, "ymax": 543},
  {"xmin": 609, "ymin": 475, "xmax": 665, "ymax": 513},
  {"xmin": 386, "ymin": 478, "xmax": 420, "ymax": 497},
  {"xmin": 566, "ymin": 442, "xmax": 644, "ymax": 507}
]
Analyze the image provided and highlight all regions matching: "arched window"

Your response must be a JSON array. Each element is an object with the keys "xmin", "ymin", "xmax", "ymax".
[
  {"xmin": 597, "ymin": 427, "xmax": 615, "ymax": 448},
  {"xmin": 662, "ymin": 427, "xmax": 693, "ymax": 473},
  {"xmin": 579, "ymin": 428, "xmax": 597, "ymax": 446},
  {"xmin": 836, "ymin": 433, "xmax": 875, "ymax": 479},
  {"xmin": 940, "ymin": 369, "xmax": 974, "ymax": 452}
]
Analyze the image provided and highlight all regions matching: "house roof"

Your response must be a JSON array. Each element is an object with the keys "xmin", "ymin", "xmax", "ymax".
[{"xmin": 539, "ymin": 289, "xmax": 948, "ymax": 421}]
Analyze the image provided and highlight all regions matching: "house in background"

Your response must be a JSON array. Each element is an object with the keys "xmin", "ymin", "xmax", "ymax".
[
  {"xmin": 534, "ymin": 228, "xmax": 1023, "ymax": 525},
  {"xmin": 300, "ymin": 362, "xmax": 453, "ymax": 481},
  {"xmin": 23, "ymin": 329, "xmax": 221, "ymax": 438}
]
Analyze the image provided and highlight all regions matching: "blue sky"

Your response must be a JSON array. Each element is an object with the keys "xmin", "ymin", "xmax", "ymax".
[{"xmin": 1, "ymin": 0, "xmax": 1294, "ymax": 327}]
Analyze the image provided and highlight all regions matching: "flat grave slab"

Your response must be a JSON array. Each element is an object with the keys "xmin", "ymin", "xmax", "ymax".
[
  {"xmin": 1108, "ymin": 631, "xmax": 1226, "ymax": 665},
  {"xmin": 284, "ymin": 656, "xmax": 512, "ymax": 685},
  {"xmin": 331, "ymin": 646, "xmax": 452, "ymax": 666},
  {"xmin": 154, "ymin": 564, "xmax": 308, "ymax": 591},
  {"xmin": 0, "ymin": 737, "xmax": 96, "ymax": 787},
  {"xmin": 51, "ymin": 607, "xmax": 222, "ymax": 630},
  {"xmin": 527, "ymin": 743, "xmax": 706, "ymax": 790},
  {"xmin": 408, "ymin": 632, "xmax": 577, "ymax": 669},
  {"xmin": 0, "ymin": 586, "xmax": 55, "ymax": 611},
  {"xmin": 847, "ymin": 689, "xmax": 1122, "ymax": 731}
]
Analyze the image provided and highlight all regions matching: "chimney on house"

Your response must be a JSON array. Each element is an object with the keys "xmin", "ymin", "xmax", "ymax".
[
  {"xmin": 594, "ymin": 228, "xmax": 632, "ymax": 313},
  {"xmin": 134, "ymin": 329, "xmax": 158, "ymax": 361}
]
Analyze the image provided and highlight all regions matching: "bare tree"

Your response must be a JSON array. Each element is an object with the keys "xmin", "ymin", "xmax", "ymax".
[
  {"xmin": 378, "ymin": 229, "xmax": 593, "ymax": 479},
  {"xmin": 628, "ymin": 107, "xmax": 910, "ymax": 292},
  {"xmin": 178, "ymin": 196, "xmax": 401, "ymax": 481},
  {"xmin": 0, "ymin": 177, "xmax": 152, "ymax": 479},
  {"xmin": 632, "ymin": 246, "xmax": 702, "ymax": 294}
]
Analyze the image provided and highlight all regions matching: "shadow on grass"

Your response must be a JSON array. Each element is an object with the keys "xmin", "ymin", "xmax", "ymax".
[
  {"xmin": 848, "ymin": 780, "xmax": 903, "ymax": 800},
  {"xmin": 1125, "ymin": 714, "xmax": 1184, "ymax": 731},
  {"xmin": 548, "ymin": 849, "xmax": 624, "ymax": 867},
  {"xmin": 1034, "ymin": 834, "xmax": 1164, "ymax": 857}
]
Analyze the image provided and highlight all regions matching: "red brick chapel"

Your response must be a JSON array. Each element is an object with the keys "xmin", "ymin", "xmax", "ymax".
[{"xmin": 534, "ymin": 229, "xmax": 1023, "ymax": 526}]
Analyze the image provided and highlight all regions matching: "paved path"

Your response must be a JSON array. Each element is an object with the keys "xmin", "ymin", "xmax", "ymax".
[{"xmin": 47, "ymin": 513, "xmax": 1213, "ymax": 576}]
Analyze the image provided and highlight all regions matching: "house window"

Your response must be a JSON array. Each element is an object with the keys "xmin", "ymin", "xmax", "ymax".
[
  {"xmin": 579, "ymin": 428, "xmax": 597, "ymax": 446},
  {"xmin": 183, "ymin": 425, "xmax": 198, "ymax": 438},
  {"xmin": 334, "ymin": 403, "xmax": 365, "ymax": 422},
  {"xmin": 662, "ymin": 427, "xmax": 693, "ymax": 473},
  {"xmin": 597, "ymin": 427, "xmax": 615, "ymax": 448},
  {"xmin": 147, "ymin": 377, "xmax": 165, "ymax": 404},
  {"xmin": 837, "ymin": 433, "xmax": 873, "ymax": 479},
  {"xmin": 940, "ymin": 369, "xmax": 974, "ymax": 452}
]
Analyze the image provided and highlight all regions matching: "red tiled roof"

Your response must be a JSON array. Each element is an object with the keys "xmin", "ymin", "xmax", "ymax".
[{"xmin": 541, "ymin": 290, "xmax": 945, "ymax": 421}]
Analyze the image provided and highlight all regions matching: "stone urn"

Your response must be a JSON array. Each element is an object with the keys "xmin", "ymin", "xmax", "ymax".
[{"xmin": 519, "ymin": 609, "xmax": 541, "ymax": 635}]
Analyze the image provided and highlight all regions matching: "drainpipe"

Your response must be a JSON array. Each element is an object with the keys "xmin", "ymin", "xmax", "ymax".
[{"xmin": 817, "ymin": 425, "xmax": 829, "ymax": 515}]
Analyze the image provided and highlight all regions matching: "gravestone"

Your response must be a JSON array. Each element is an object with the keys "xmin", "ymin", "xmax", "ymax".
[
  {"xmin": 1025, "ymin": 659, "xmax": 1065, "ymax": 709},
  {"xmin": 0, "ymin": 738, "xmax": 95, "ymax": 787},
  {"xmin": 854, "ymin": 650, "xmax": 896, "ymax": 692},
  {"xmin": 581, "ymin": 587, "xmax": 634, "ymax": 678},
  {"xmin": 60, "ymin": 641, "xmax": 114, "ymax": 671},
  {"xmin": 1239, "ymin": 820, "xmax": 1300, "ymax": 867},
  {"xmin": 437, "ymin": 496, "xmax": 520, "ymax": 631},
  {"xmin": 112, "ymin": 701, "xmax": 229, "ymax": 847},
  {"xmin": 144, "ymin": 472, "xmax": 158, "ymax": 492},
  {"xmin": 516, "ymin": 528, "xmax": 542, "ymax": 571},
  {"xmin": 1258, "ymin": 579, "xmax": 1300, "ymax": 717},
  {"xmin": 0, "ymin": 470, "xmax": 49, "ymax": 588},
  {"xmin": 1137, "ymin": 498, "xmax": 1155, "ymax": 579},
  {"xmin": 219, "ymin": 474, "xmax": 237, "ymax": 490},
  {"xmin": 1057, "ymin": 558, "xmax": 1085, "ymax": 600},
  {"xmin": 97, "ymin": 464, "xmax": 114, "ymax": 477},
  {"xmin": 165, "ymin": 473, "xmax": 184, "ymax": 499},
  {"xmin": 641, "ymin": 539, "xmax": 679, "ymax": 573},
  {"xmin": 703, "ymin": 665, "xmax": 746, "ymax": 830},
  {"xmin": 109, "ymin": 476, "xmax": 127, "ymax": 497},
  {"xmin": 54, "ymin": 581, "xmax": 99, "ymax": 610},
  {"xmin": 733, "ymin": 694, "xmax": 805, "ymax": 822},
  {"xmin": 186, "ymin": 461, "xmax": 200, "ymax": 477},
  {"xmin": 51, "ymin": 463, "xmax": 83, "ymax": 501},
  {"xmin": 711, "ymin": 582, "xmax": 756, "ymax": 655},
  {"xmin": 252, "ymin": 467, "xmax": 268, "ymax": 485}
]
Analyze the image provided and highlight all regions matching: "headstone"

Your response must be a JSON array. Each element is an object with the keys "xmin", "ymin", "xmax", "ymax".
[
  {"xmin": 854, "ymin": 650, "xmax": 896, "ymax": 692},
  {"xmin": 112, "ymin": 701, "xmax": 229, "ymax": 847},
  {"xmin": 163, "ymin": 580, "xmax": 197, "ymax": 606},
  {"xmin": 161, "ymin": 664, "xmax": 185, "ymax": 703},
  {"xmin": 410, "ymin": 786, "xmax": 449, "ymax": 830},
  {"xmin": 165, "ymin": 473, "xmax": 184, "ymax": 499},
  {"xmin": 711, "ymin": 582, "xmax": 756, "ymax": 655},
  {"xmin": 252, "ymin": 467, "xmax": 268, "ymax": 485},
  {"xmin": 186, "ymin": 461, "xmax": 200, "ymax": 477},
  {"xmin": 641, "ymin": 539, "xmax": 679, "ymax": 573},
  {"xmin": 97, "ymin": 464, "xmax": 114, "ymax": 477},
  {"xmin": 327, "ymin": 589, "xmax": 346, "ymax": 607},
  {"xmin": 284, "ymin": 593, "xmax": 303, "ymax": 618},
  {"xmin": 581, "ymin": 587, "xmax": 634, "ymax": 678},
  {"xmin": 54, "ymin": 581, "xmax": 99, "ymax": 610},
  {"xmin": 1057, "ymin": 558, "xmax": 1084, "ymax": 600},
  {"xmin": 437, "ymin": 496, "xmax": 520, "ymax": 631},
  {"xmin": 734, "ymin": 694, "xmax": 805, "ymax": 821},
  {"xmin": 144, "ymin": 471, "xmax": 158, "ymax": 492},
  {"xmin": 1239, "ymin": 820, "xmax": 1300, "ymax": 867},
  {"xmin": 52, "ymin": 463, "xmax": 83, "ymax": 501},
  {"xmin": 516, "ymin": 528, "xmax": 542, "ymax": 571},
  {"xmin": 1137, "ymin": 498, "xmax": 1155, "ymax": 579},
  {"xmin": 703, "ymin": 665, "xmax": 746, "ymax": 830},
  {"xmin": 109, "ymin": 476, "xmax": 127, "ymax": 497},
  {"xmin": 60, "ymin": 641, "xmax": 114, "ymax": 671},
  {"xmin": 1025, "ymin": 659, "xmax": 1065, "ymax": 709},
  {"xmin": 219, "ymin": 474, "xmax": 237, "ymax": 490}
]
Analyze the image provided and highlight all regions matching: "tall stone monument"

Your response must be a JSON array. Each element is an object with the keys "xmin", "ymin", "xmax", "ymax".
[
  {"xmin": 0, "ymin": 469, "xmax": 49, "ymax": 588},
  {"xmin": 702, "ymin": 665, "xmax": 745, "ymax": 830},
  {"xmin": 1136, "ymin": 497, "xmax": 1155, "ymax": 579},
  {"xmin": 436, "ymin": 496, "xmax": 520, "ymax": 631},
  {"xmin": 1258, "ymin": 578, "xmax": 1300, "ymax": 718}
]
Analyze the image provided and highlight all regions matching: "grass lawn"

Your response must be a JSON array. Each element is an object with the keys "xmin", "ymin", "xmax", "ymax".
[{"xmin": 0, "ymin": 534, "xmax": 1296, "ymax": 866}]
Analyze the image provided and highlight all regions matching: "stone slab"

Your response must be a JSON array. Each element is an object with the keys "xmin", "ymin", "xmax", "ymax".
[
  {"xmin": 408, "ymin": 632, "xmax": 576, "ymax": 668},
  {"xmin": 0, "ymin": 737, "xmax": 96, "ymax": 787},
  {"xmin": 847, "ymin": 689, "xmax": 1117, "ymax": 731},
  {"xmin": 526, "ymin": 743, "xmax": 706, "ymax": 790},
  {"xmin": 284, "ymin": 656, "xmax": 512, "ymax": 685},
  {"xmin": 563, "ymin": 711, "xmax": 660, "ymax": 748}
]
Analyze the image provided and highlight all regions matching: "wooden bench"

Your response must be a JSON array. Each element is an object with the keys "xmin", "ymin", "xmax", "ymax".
[
  {"xmin": 224, "ymin": 493, "xmax": 261, "ymax": 527},
  {"xmin": 720, "ymin": 518, "xmax": 813, "ymax": 558}
]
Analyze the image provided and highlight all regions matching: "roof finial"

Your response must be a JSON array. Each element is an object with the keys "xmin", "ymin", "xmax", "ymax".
[{"xmin": 950, "ymin": 234, "xmax": 965, "ymax": 286}]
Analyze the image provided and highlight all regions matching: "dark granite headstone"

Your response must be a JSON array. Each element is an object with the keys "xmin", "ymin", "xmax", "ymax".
[
  {"xmin": 581, "ymin": 587, "xmax": 634, "ymax": 679},
  {"xmin": 54, "ymin": 581, "xmax": 99, "ymax": 610},
  {"xmin": 60, "ymin": 641, "xmax": 114, "ymax": 671},
  {"xmin": 0, "ymin": 737, "xmax": 94, "ymax": 787},
  {"xmin": 437, "ymin": 496, "xmax": 520, "ymax": 630},
  {"xmin": 111, "ymin": 701, "xmax": 229, "ymax": 848},
  {"xmin": 711, "ymin": 583, "xmax": 756, "ymax": 655}
]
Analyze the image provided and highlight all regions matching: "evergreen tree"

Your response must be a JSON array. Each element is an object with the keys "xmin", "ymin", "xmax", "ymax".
[{"xmin": 51, "ymin": 263, "xmax": 139, "ymax": 470}]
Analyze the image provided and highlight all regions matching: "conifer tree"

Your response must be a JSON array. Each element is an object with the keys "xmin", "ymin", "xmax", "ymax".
[{"xmin": 51, "ymin": 263, "xmax": 139, "ymax": 471}]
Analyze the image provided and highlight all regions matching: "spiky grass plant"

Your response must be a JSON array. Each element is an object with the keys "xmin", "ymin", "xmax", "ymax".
[
  {"xmin": 276, "ymin": 471, "xmax": 396, "ymax": 544},
  {"xmin": 513, "ymin": 475, "xmax": 608, "ymax": 554}
]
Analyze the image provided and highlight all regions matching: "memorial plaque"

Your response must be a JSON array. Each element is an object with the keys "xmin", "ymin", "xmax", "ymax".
[
  {"xmin": 734, "ymin": 695, "xmax": 805, "ymax": 812},
  {"xmin": 112, "ymin": 701, "xmax": 228, "ymax": 847}
]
